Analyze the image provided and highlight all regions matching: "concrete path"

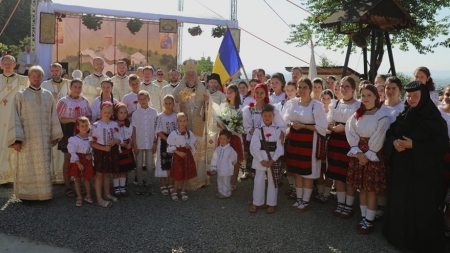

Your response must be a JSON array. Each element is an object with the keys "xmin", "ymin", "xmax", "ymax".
[{"xmin": 0, "ymin": 233, "xmax": 73, "ymax": 253}]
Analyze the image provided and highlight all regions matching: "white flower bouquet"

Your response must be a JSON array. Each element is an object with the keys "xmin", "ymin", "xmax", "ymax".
[{"xmin": 212, "ymin": 103, "xmax": 246, "ymax": 135}]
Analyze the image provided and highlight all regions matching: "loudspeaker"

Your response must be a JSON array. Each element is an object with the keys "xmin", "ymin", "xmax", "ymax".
[{"xmin": 57, "ymin": 62, "xmax": 69, "ymax": 75}]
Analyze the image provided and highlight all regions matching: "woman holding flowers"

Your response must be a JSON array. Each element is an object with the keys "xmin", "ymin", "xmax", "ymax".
[
  {"xmin": 56, "ymin": 78, "xmax": 92, "ymax": 198},
  {"xmin": 216, "ymin": 84, "xmax": 245, "ymax": 190}
]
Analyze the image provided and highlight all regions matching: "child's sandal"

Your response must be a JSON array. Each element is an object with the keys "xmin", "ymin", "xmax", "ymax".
[
  {"xmin": 168, "ymin": 185, "xmax": 174, "ymax": 194},
  {"xmin": 106, "ymin": 194, "xmax": 119, "ymax": 203},
  {"xmin": 180, "ymin": 192, "xmax": 188, "ymax": 201},
  {"xmin": 161, "ymin": 186, "xmax": 169, "ymax": 196},
  {"xmin": 75, "ymin": 197, "xmax": 82, "ymax": 207},
  {"xmin": 249, "ymin": 204, "xmax": 258, "ymax": 213},
  {"xmin": 97, "ymin": 200, "xmax": 112, "ymax": 208},
  {"xmin": 171, "ymin": 192, "xmax": 179, "ymax": 202},
  {"xmin": 84, "ymin": 195, "xmax": 93, "ymax": 204}
]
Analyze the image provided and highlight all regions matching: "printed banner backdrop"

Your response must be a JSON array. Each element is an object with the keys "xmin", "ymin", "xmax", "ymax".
[{"xmin": 53, "ymin": 16, "xmax": 178, "ymax": 76}]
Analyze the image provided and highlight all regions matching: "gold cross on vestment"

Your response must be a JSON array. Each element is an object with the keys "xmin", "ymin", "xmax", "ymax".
[
  {"xmin": 6, "ymin": 85, "xmax": 12, "ymax": 91},
  {"xmin": 2, "ymin": 99, "xmax": 7, "ymax": 105}
]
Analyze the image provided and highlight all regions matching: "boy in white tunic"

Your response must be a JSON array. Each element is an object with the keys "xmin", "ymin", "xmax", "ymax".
[
  {"xmin": 210, "ymin": 129, "xmax": 237, "ymax": 199},
  {"xmin": 249, "ymin": 104, "xmax": 284, "ymax": 214}
]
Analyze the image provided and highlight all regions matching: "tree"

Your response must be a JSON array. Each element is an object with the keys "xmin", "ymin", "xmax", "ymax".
[
  {"xmin": 395, "ymin": 72, "xmax": 413, "ymax": 96},
  {"xmin": 286, "ymin": 0, "xmax": 450, "ymax": 69},
  {"xmin": 197, "ymin": 56, "xmax": 214, "ymax": 75},
  {"xmin": 319, "ymin": 54, "xmax": 339, "ymax": 67},
  {"xmin": 0, "ymin": 0, "xmax": 31, "ymax": 45}
]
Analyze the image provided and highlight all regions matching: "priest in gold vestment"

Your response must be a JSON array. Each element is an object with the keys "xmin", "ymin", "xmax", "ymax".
[
  {"xmin": 0, "ymin": 56, "xmax": 28, "ymax": 184},
  {"xmin": 9, "ymin": 66, "xmax": 63, "ymax": 200},
  {"xmin": 172, "ymin": 59, "xmax": 211, "ymax": 190},
  {"xmin": 41, "ymin": 63, "xmax": 69, "ymax": 184}
]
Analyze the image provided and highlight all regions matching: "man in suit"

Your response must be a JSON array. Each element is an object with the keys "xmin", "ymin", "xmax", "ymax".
[{"xmin": 17, "ymin": 45, "xmax": 39, "ymax": 76}]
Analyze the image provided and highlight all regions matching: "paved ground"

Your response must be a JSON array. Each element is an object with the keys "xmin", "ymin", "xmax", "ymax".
[{"xmin": 0, "ymin": 174, "xmax": 426, "ymax": 253}]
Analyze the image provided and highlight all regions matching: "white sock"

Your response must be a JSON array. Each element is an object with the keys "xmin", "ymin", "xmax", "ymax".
[
  {"xmin": 113, "ymin": 178, "xmax": 119, "ymax": 187},
  {"xmin": 296, "ymin": 188, "xmax": 303, "ymax": 199},
  {"xmin": 119, "ymin": 177, "xmax": 126, "ymax": 187},
  {"xmin": 345, "ymin": 195, "xmax": 355, "ymax": 207},
  {"xmin": 365, "ymin": 209, "xmax": 376, "ymax": 222},
  {"xmin": 303, "ymin": 188, "xmax": 313, "ymax": 203},
  {"xmin": 317, "ymin": 184, "xmax": 324, "ymax": 194},
  {"xmin": 336, "ymin": 191, "xmax": 346, "ymax": 204},
  {"xmin": 287, "ymin": 176, "xmax": 294, "ymax": 186},
  {"xmin": 323, "ymin": 186, "xmax": 331, "ymax": 197},
  {"xmin": 360, "ymin": 205, "xmax": 368, "ymax": 217}
]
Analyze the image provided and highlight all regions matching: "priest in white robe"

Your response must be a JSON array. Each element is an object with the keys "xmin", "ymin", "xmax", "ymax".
[
  {"xmin": 161, "ymin": 69, "xmax": 180, "ymax": 111},
  {"xmin": 172, "ymin": 59, "xmax": 211, "ymax": 190},
  {"xmin": 9, "ymin": 66, "xmax": 63, "ymax": 200},
  {"xmin": 140, "ymin": 66, "xmax": 162, "ymax": 113},
  {"xmin": 0, "ymin": 56, "xmax": 28, "ymax": 184},
  {"xmin": 111, "ymin": 61, "xmax": 130, "ymax": 101},
  {"xmin": 41, "ymin": 62, "xmax": 69, "ymax": 184},
  {"xmin": 82, "ymin": 57, "xmax": 108, "ymax": 104}
]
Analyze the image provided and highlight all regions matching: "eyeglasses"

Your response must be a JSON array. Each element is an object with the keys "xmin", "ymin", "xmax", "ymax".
[{"xmin": 157, "ymin": 73, "xmax": 163, "ymax": 76}]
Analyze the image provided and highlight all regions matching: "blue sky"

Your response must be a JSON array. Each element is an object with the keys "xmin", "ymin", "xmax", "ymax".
[{"xmin": 54, "ymin": 0, "xmax": 450, "ymax": 79}]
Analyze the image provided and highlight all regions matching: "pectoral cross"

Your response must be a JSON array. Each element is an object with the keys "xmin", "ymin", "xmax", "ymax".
[
  {"xmin": 7, "ymin": 85, "xmax": 12, "ymax": 91},
  {"xmin": 2, "ymin": 99, "xmax": 7, "ymax": 105}
]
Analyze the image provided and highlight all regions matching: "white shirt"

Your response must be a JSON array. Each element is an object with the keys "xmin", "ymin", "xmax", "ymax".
[
  {"xmin": 242, "ymin": 105, "xmax": 287, "ymax": 141},
  {"xmin": 346, "ymin": 108, "xmax": 390, "ymax": 161},
  {"xmin": 438, "ymin": 106, "xmax": 450, "ymax": 138},
  {"xmin": 283, "ymin": 98, "xmax": 328, "ymax": 137},
  {"xmin": 132, "ymin": 106, "xmax": 158, "ymax": 149},
  {"xmin": 26, "ymin": 54, "xmax": 30, "ymax": 69},
  {"xmin": 166, "ymin": 129, "xmax": 197, "ymax": 153},
  {"xmin": 67, "ymin": 135, "xmax": 92, "ymax": 163},
  {"xmin": 381, "ymin": 101, "xmax": 404, "ymax": 124},
  {"xmin": 242, "ymin": 96, "xmax": 255, "ymax": 107},
  {"xmin": 90, "ymin": 97, "xmax": 118, "ymax": 121},
  {"xmin": 210, "ymin": 144, "xmax": 237, "ymax": 176},
  {"xmin": 156, "ymin": 112, "xmax": 178, "ymax": 134},
  {"xmin": 250, "ymin": 124, "xmax": 284, "ymax": 171},
  {"xmin": 89, "ymin": 120, "xmax": 122, "ymax": 146},
  {"xmin": 122, "ymin": 92, "xmax": 139, "ymax": 120},
  {"xmin": 269, "ymin": 92, "xmax": 286, "ymax": 104},
  {"xmin": 327, "ymin": 100, "xmax": 361, "ymax": 125},
  {"xmin": 140, "ymin": 82, "xmax": 162, "ymax": 113}
]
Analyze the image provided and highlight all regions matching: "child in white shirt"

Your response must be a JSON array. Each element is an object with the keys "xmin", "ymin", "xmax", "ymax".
[{"xmin": 210, "ymin": 129, "xmax": 237, "ymax": 199}]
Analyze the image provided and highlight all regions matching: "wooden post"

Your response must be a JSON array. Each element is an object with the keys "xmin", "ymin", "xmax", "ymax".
[
  {"xmin": 385, "ymin": 32, "xmax": 396, "ymax": 76},
  {"xmin": 342, "ymin": 38, "xmax": 352, "ymax": 78}
]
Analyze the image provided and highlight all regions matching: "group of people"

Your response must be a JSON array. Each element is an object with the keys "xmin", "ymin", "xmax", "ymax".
[{"xmin": 0, "ymin": 52, "xmax": 448, "ymax": 252}]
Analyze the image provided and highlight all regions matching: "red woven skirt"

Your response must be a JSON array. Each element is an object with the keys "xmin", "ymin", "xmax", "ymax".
[
  {"xmin": 346, "ymin": 137, "xmax": 386, "ymax": 193},
  {"xmin": 230, "ymin": 135, "xmax": 244, "ymax": 162},
  {"xmin": 285, "ymin": 127, "xmax": 314, "ymax": 176},
  {"xmin": 326, "ymin": 129, "xmax": 351, "ymax": 182},
  {"xmin": 118, "ymin": 147, "xmax": 136, "ymax": 173},
  {"xmin": 170, "ymin": 147, "xmax": 197, "ymax": 181},
  {"xmin": 66, "ymin": 153, "xmax": 95, "ymax": 179},
  {"xmin": 93, "ymin": 145, "xmax": 120, "ymax": 174}
]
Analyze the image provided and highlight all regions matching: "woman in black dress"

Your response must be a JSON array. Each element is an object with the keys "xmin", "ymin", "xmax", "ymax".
[{"xmin": 383, "ymin": 81, "xmax": 447, "ymax": 252}]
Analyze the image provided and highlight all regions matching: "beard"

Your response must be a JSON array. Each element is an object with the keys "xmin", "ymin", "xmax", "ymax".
[
  {"xmin": 207, "ymin": 85, "xmax": 218, "ymax": 93},
  {"xmin": 186, "ymin": 80, "xmax": 196, "ymax": 88}
]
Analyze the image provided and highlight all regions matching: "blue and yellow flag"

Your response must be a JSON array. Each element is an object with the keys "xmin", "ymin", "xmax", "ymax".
[{"xmin": 213, "ymin": 28, "xmax": 243, "ymax": 87}]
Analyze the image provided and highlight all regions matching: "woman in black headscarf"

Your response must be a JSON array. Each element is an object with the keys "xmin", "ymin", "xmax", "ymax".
[{"xmin": 383, "ymin": 81, "xmax": 448, "ymax": 252}]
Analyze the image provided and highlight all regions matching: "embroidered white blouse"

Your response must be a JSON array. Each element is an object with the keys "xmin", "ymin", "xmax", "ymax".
[
  {"xmin": 250, "ymin": 124, "xmax": 284, "ymax": 171},
  {"xmin": 89, "ymin": 120, "xmax": 123, "ymax": 146},
  {"xmin": 56, "ymin": 96, "xmax": 92, "ymax": 119},
  {"xmin": 438, "ymin": 106, "xmax": 450, "ymax": 138},
  {"xmin": 156, "ymin": 112, "xmax": 178, "ymax": 134},
  {"xmin": 166, "ymin": 129, "xmax": 197, "ymax": 153},
  {"xmin": 269, "ymin": 92, "xmax": 286, "ymax": 104},
  {"xmin": 67, "ymin": 135, "xmax": 92, "ymax": 163},
  {"xmin": 345, "ymin": 108, "xmax": 390, "ymax": 161},
  {"xmin": 122, "ymin": 92, "xmax": 139, "ymax": 120},
  {"xmin": 210, "ymin": 144, "xmax": 237, "ymax": 176},
  {"xmin": 90, "ymin": 96, "xmax": 118, "ymax": 121},
  {"xmin": 282, "ymin": 98, "xmax": 328, "ymax": 137},
  {"xmin": 381, "ymin": 101, "xmax": 404, "ymax": 124},
  {"xmin": 327, "ymin": 100, "xmax": 361, "ymax": 125}
]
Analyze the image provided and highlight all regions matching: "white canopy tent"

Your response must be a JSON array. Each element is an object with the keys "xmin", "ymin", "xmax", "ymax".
[{"xmin": 35, "ymin": 1, "xmax": 238, "ymax": 77}]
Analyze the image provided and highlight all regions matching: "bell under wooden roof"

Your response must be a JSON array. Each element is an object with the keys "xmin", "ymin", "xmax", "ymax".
[{"xmin": 320, "ymin": 0, "xmax": 415, "ymax": 32}]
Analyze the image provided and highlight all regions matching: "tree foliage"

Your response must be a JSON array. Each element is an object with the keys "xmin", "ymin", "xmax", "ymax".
[
  {"xmin": 286, "ymin": 0, "xmax": 450, "ymax": 55},
  {"xmin": 0, "ymin": 0, "xmax": 31, "ymax": 45},
  {"xmin": 197, "ymin": 56, "xmax": 214, "ymax": 75}
]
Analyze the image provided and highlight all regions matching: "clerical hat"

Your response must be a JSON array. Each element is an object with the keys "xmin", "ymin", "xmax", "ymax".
[
  {"xmin": 183, "ymin": 59, "xmax": 198, "ymax": 72},
  {"xmin": 404, "ymin": 81, "xmax": 423, "ymax": 92},
  {"xmin": 206, "ymin": 73, "xmax": 222, "ymax": 86}
]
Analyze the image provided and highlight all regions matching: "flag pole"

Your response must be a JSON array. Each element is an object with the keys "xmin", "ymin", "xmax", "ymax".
[{"xmin": 241, "ymin": 65, "xmax": 250, "ymax": 83}]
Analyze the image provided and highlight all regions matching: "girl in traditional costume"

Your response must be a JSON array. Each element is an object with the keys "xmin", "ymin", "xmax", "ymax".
[
  {"xmin": 90, "ymin": 101, "xmax": 122, "ymax": 207},
  {"xmin": 283, "ymin": 77, "xmax": 328, "ymax": 213},
  {"xmin": 438, "ymin": 85, "xmax": 450, "ymax": 236},
  {"xmin": 90, "ymin": 79, "xmax": 118, "ymax": 122},
  {"xmin": 57, "ymin": 78, "xmax": 92, "ymax": 198},
  {"xmin": 326, "ymin": 76, "xmax": 361, "ymax": 218},
  {"xmin": 269, "ymin": 73, "xmax": 286, "ymax": 104},
  {"xmin": 113, "ymin": 102, "xmax": 135, "ymax": 197},
  {"xmin": 156, "ymin": 95, "xmax": 178, "ymax": 196},
  {"xmin": 346, "ymin": 84, "xmax": 390, "ymax": 234},
  {"xmin": 67, "ymin": 117, "xmax": 94, "ymax": 207},
  {"xmin": 167, "ymin": 113, "xmax": 197, "ymax": 202}
]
